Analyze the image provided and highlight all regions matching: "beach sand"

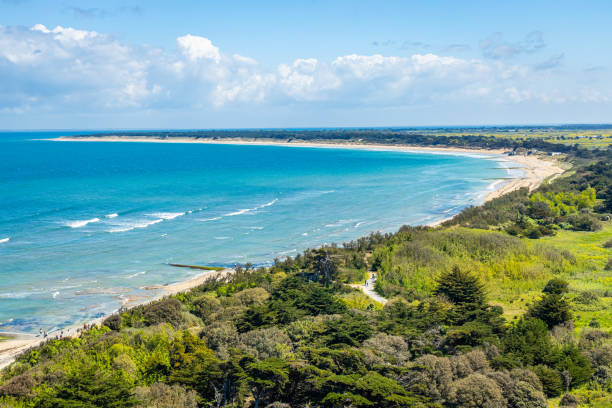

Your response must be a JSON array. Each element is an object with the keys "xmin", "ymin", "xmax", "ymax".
[{"xmin": 1, "ymin": 137, "xmax": 565, "ymax": 368}]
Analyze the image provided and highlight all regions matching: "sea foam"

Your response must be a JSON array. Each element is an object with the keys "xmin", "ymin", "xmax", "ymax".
[
  {"xmin": 108, "ymin": 218, "xmax": 163, "ymax": 233},
  {"xmin": 0, "ymin": 237, "xmax": 9, "ymax": 244},
  {"xmin": 147, "ymin": 212, "xmax": 185, "ymax": 220},
  {"xmin": 225, "ymin": 198, "xmax": 278, "ymax": 217},
  {"xmin": 65, "ymin": 218, "xmax": 100, "ymax": 228}
]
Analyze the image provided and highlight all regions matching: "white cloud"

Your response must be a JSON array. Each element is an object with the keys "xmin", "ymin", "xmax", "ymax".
[
  {"xmin": 0, "ymin": 23, "xmax": 609, "ymax": 121},
  {"xmin": 177, "ymin": 34, "xmax": 220, "ymax": 63}
]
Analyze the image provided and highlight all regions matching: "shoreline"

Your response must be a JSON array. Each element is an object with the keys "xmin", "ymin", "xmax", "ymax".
[
  {"xmin": 0, "ymin": 267, "xmax": 234, "ymax": 370},
  {"xmin": 1, "ymin": 137, "xmax": 565, "ymax": 369}
]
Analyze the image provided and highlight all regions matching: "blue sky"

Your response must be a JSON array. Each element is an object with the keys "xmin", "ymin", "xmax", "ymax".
[{"xmin": 1, "ymin": 0, "xmax": 611, "ymax": 129}]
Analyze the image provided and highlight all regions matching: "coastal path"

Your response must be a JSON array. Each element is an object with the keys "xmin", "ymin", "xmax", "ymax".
[{"xmin": 350, "ymin": 273, "xmax": 388, "ymax": 305}]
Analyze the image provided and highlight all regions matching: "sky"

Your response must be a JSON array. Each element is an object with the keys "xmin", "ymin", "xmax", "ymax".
[{"xmin": 1, "ymin": 0, "xmax": 611, "ymax": 129}]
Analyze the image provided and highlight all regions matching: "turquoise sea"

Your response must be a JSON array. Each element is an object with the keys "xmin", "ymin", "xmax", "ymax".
[{"xmin": 0, "ymin": 132, "xmax": 519, "ymax": 333}]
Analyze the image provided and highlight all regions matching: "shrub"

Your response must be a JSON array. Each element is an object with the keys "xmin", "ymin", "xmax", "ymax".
[
  {"xmin": 239, "ymin": 327, "xmax": 293, "ymax": 360},
  {"xmin": 234, "ymin": 287, "xmax": 270, "ymax": 307},
  {"xmin": 559, "ymin": 393, "xmax": 580, "ymax": 407},
  {"xmin": 605, "ymin": 257, "xmax": 612, "ymax": 271},
  {"xmin": 568, "ymin": 213, "xmax": 602, "ymax": 231},
  {"xmin": 532, "ymin": 365, "xmax": 563, "ymax": 397},
  {"xmin": 143, "ymin": 298, "xmax": 184, "ymax": 328},
  {"xmin": 0, "ymin": 374, "xmax": 35, "ymax": 398},
  {"xmin": 190, "ymin": 295, "xmax": 221, "ymax": 321},
  {"xmin": 527, "ymin": 294, "xmax": 572, "ymax": 329},
  {"xmin": 405, "ymin": 354, "xmax": 453, "ymax": 401},
  {"xmin": 574, "ymin": 290, "xmax": 599, "ymax": 305},
  {"xmin": 133, "ymin": 383, "xmax": 198, "ymax": 408},
  {"xmin": 449, "ymin": 373, "xmax": 505, "ymax": 408},
  {"xmin": 593, "ymin": 366, "xmax": 612, "ymax": 386},
  {"xmin": 362, "ymin": 333, "xmax": 410, "ymax": 365},
  {"xmin": 588, "ymin": 318, "xmax": 600, "ymax": 328},
  {"xmin": 542, "ymin": 278, "xmax": 569, "ymax": 295},
  {"xmin": 505, "ymin": 380, "xmax": 547, "ymax": 408},
  {"xmin": 103, "ymin": 314, "xmax": 122, "ymax": 331}
]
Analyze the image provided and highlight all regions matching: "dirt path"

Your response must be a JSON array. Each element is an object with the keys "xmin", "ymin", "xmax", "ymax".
[{"xmin": 350, "ymin": 273, "xmax": 388, "ymax": 305}]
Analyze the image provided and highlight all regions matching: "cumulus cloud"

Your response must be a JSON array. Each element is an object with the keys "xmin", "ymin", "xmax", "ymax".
[
  {"xmin": 177, "ymin": 34, "xmax": 221, "ymax": 62},
  {"xmin": 0, "ymin": 23, "xmax": 607, "ymax": 119}
]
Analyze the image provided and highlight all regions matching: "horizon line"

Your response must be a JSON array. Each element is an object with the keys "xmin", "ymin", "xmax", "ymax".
[{"xmin": 2, "ymin": 123, "xmax": 612, "ymax": 132}]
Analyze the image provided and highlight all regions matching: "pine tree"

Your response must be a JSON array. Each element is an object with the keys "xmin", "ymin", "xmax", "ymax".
[{"xmin": 434, "ymin": 266, "xmax": 486, "ymax": 308}]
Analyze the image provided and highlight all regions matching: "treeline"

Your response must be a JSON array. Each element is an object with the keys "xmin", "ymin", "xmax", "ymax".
[{"xmin": 74, "ymin": 128, "xmax": 612, "ymax": 157}]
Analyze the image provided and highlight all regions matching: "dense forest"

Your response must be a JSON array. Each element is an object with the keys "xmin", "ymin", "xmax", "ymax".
[{"xmin": 1, "ymin": 137, "xmax": 611, "ymax": 407}]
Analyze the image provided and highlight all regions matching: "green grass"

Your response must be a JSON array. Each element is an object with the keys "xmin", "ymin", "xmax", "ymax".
[{"xmin": 491, "ymin": 221, "xmax": 612, "ymax": 331}]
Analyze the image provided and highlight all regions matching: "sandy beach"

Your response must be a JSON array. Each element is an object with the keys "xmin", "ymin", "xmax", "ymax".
[
  {"xmin": 1, "ymin": 137, "xmax": 565, "ymax": 369},
  {"xmin": 0, "ymin": 267, "xmax": 233, "ymax": 369}
]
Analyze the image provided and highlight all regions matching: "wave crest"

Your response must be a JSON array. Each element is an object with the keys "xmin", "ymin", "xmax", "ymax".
[{"xmin": 65, "ymin": 218, "xmax": 100, "ymax": 228}]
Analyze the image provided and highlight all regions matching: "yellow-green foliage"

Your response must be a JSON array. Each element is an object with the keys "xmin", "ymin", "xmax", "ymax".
[
  {"xmin": 537, "ymin": 222, "xmax": 612, "ymax": 331},
  {"xmin": 340, "ymin": 291, "xmax": 383, "ymax": 311},
  {"xmin": 374, "ymin": 227, "xmax": 579, "ymax": 301},
  {"xmin": 530, "ymin": 187, "xmax": 596, "ymax": 217}
]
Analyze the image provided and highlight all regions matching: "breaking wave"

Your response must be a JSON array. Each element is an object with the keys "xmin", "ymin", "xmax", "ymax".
[{"xmin": 65, "ymin": 218, "xmax": 100, "ymax": 228}]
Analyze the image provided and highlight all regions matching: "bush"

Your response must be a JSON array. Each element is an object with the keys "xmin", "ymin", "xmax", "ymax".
[
  {"xmin": 0, "ymin": 374, "xmax": 35, "ymax": 398},
  {"xmin": 568, "ymin": 213, "xmax": 602, "ymax": 231},
  {"xmin": 605, "ymin": 257, "xmax": 612, "ymax": 271},
  {"xmin": 449, "ymin": 373, "xmax": 505, "ymax": 408},
  {"xmin": 190, "ymin": 295, "xmax": 221, "ymax": 321},
  {"xmin": 362, "ymin": 333, "xmax": 410, "ymax": 365},
  {"xmin": 527, "ymin": 294, "xmax": 572, "ymax": 329},
  {"xmin": 588, "ymin": 318, "xmax": 601, "ymax": 328},
  {"xmin": 559, "ymin": 393, "xmax": 580, "ymax": 407},
  {"xmin": 505, "ymin": 380, "xmax": 547, "ymax": 408},
  {"xmin": 103, "ymin": 314, "xmax": 122, "ymax": 331},
  {"xmin": 532, "ymin": 365, "xmax": 563, "ymax": 397},
  {"xmin": 133, "ymin": 383, "xmax": 198, "ymax": 408},
  {"xmin": 143, "ymin": 298, "xmax": 184, "ymax": 328},
  {"xmin": 404, "ymin": 355, "xmax": 453, "ymax": 401},
  {"xmin": 542, "ymin": 278, "xmax": 569, "ymax": 295},
  {"xmin": 574, "ymin": 290, "xmax": 599, "ymax": 305},
  {"xmin": 239, "ymin": 327, "xmax": 293, "ymax": 360}
]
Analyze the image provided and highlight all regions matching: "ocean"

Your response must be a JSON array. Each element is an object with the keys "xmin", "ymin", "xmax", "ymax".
[{"xmin": 0, "ymin": 131, "xmax": 519, "ymax": 333}]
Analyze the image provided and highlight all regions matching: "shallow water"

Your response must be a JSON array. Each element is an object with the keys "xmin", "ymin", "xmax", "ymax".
[{"xmin": 0, "ymin": 131, "xmax": 518, "ymax": 333}]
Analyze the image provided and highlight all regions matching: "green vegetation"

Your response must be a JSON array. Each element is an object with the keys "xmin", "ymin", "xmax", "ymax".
[
  {"xmin": 76, "ymin": 124, "xmax": 612, "ymax": 149},
  {"xmin": 1, "ymin": 135, "xmax": 611, "ymax": 407}
]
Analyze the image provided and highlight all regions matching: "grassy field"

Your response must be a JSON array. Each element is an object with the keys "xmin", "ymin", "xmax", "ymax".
[
  {"xmin": 407, "ymin": 128, "xmax": 612, "ymax": 148},
  {"xmin": 488, "ymin": 221, "xmax": 612, "ymax": 330}
]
